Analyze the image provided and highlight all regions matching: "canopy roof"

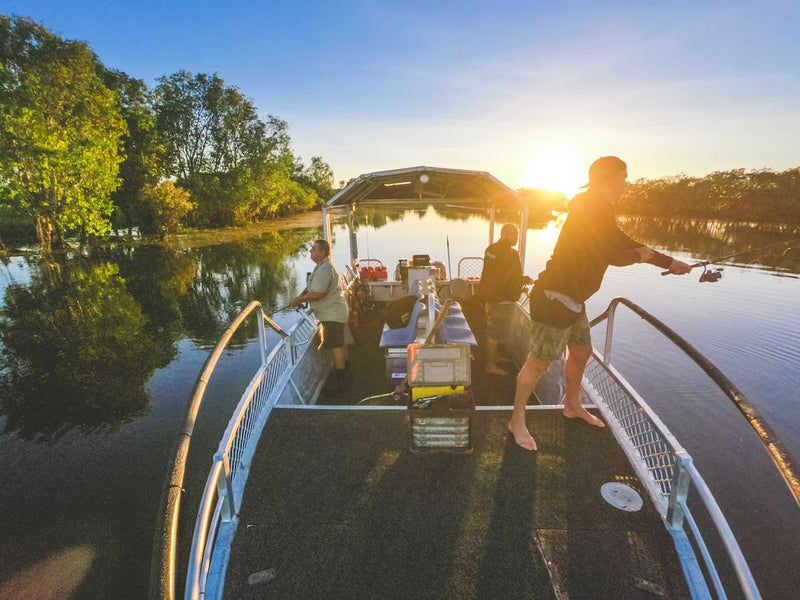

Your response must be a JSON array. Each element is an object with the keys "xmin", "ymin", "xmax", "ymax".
[{"xmin": 325, "ymin": 166, "xmax": 520, "ymax": 209}]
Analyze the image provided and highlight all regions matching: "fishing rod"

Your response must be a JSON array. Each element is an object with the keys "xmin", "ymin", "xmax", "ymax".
[{"xmin": 661, "ymin": 239, "xmax": 797, "ymax": 280}]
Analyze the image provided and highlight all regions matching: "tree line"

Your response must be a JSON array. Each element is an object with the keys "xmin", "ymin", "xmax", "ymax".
[
  {"xmin": 0, "ymin": 15, "xmax": 336, "ymax": 254},
  {"xmin": 619, "ymin": 168, "xmax": 800, "ymax": 223},
  {"xmin": 519, "ymin": 166, "xmax": 800, "ymax": 224}
]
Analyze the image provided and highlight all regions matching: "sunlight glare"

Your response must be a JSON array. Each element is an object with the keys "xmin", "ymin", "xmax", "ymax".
[{"xmin": 519, "ymin": 149, "xmax": 585, "ymax": 197}]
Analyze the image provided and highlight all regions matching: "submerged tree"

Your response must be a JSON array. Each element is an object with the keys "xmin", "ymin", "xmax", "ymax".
[{"xmin": 0, "ymin": 16, "xmax": 126, "ymax": 254}]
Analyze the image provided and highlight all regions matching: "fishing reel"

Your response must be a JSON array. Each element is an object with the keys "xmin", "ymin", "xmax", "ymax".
[{"xmin": 699, "ymin": 265, "xmax": 723, "ymax": 283}]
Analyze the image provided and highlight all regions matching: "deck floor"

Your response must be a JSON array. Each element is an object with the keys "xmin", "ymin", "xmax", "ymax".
[{"xmin": 223, "ymin": 408, "xmax": 689, "ymax": 599}]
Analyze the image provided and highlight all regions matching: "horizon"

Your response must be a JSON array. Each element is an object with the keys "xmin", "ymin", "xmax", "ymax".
[{"xmin": 3, "ymin": 1, "xmax": 799, "ymax": 195}]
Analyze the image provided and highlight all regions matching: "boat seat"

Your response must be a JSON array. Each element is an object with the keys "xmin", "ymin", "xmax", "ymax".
[
  {"xmin": 379, "ymin": 300, "xmax": 424, "ymax": 347},
  {"xmin": 437, "ymin": 300, "xmax": 477, "ymax": 346},
  {"xmin": 434, "ymin": 298, "xmax": 464, "ymax": 317}
]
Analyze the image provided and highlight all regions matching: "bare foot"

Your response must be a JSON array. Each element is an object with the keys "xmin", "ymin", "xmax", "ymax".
[
  {"xmin": 508, "ymin": 420, "xmax": 537, "ymax": 451},
  {"xmin": 562, "ymin": 406, "xmax": 605, "ymax": 428},
  {"xmin": 485, "ymin": 365, "xmax": 510, "ymax": 376}
]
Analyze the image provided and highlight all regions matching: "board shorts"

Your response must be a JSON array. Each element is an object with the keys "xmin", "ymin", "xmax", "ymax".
[
  {"xmin": 528, "ymin": 287, "xmax": 591, "ymax": 361},
  {"xmin": 486, "ymin": 302, "xmax": 515, "ymax": 339},
  {"xmin": 320, "ymin": 321, "xmax": 346, "ymax": 349}
]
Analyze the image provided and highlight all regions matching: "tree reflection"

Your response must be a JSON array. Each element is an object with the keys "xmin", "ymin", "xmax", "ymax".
[
  {"xmin": 0, "ymin": 228, "xmax": 314, "ymax": 440},
  {"xmin": 618, "ymin": 217, "xmax": 800, "ymax": 274},
  {"xmin": 0, "ymin": 261, "xmax": 161, "ymax": 440},
  {"xmin": 179, "ymin": 229, "xmax": 314, "ymax": 345},
  {"xmin": 111, "ymin": 244, "xmax": 197, "ymax": 363}
]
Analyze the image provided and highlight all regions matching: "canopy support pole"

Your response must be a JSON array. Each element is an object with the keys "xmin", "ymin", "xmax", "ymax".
[
  {"xmin": 518, "ymin": 197, "xmax": 529, "ymax": 271},
  {"xmin": 347, "ymin": 204, "xmax": 358, "ymax": 268},
  {"xmin": 322, "ymin": 207, "xmax": 332, "ymax": 245}
]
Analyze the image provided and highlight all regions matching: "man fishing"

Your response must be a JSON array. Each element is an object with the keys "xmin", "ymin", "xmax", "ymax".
[
  {"xmin": 509, "ymin": 156, "xmax": 692, "ymax": 451},
  {"xmin": 290, "ymin": 239, "xmax": 350, "ymax": 391}
]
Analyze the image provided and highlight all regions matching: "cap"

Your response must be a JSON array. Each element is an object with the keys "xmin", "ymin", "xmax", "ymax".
[{"xmin": 580, "ymin": 156, "xmax": 627, "ymax": 188}]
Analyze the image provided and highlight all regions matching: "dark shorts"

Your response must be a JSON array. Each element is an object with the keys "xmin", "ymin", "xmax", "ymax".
[
  {"xmin": 486, "ymin": 302, "xmax": 514, "ymax": 339},
  {"xmin": 320, "ymin": 321, "xmax": 345, "ymax": 349}
]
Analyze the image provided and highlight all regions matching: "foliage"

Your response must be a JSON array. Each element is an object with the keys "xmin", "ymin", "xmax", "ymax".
[
  {"xmin": 0, "ymin": 17, "xmax": 335, "ymax": 244},
  {"xmin": 139, "ymin": 180, "xmax": 195, "ymax": 236},
  {"xmin": 101, "ymin": 68, "xmax": 166, "ymax": 232},
  {"xmin": 294, "ymin": 155, "xmax": 336, "ymax": 202},
  {"xmin": 0, "ymin": 202, "xmax": 35, "ymax": 242},
  {"xmin": 0, "ymin": 16, "xmax": 126, "ymax": 253},
  {"xmin": 154, "ymin": 71, "xmax": 324, "ymax": 226},
  {"xmin": 619, "ymin": 167, "xmax": 800, "ymax": 223}
]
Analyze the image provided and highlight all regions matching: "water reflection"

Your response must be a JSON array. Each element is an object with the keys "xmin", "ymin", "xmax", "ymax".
[
  {"xmin": 1, "ymin": 213, "xmax": 796, "ymax": 441},
  {"xmin": 0, "ymin": 229, "xmax": 316, "ymax": 440},
  {"xmin": 1, "ymin": 260, "xmax": 160, "ymax": 440},
  {"xmin": 619, "ymin": 217, "xmax": 800, "ymax": 274},
  {"xmin": 179, "ymin": 230, "xmax": 310, "ymax": 344}
]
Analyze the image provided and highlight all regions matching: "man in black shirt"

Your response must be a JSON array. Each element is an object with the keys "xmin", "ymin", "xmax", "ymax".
[
  {"xmin": 509, "ymin": 156, "xmax": 692, "ymax": 451},
  {"xmin": 479, "ymin": 224, "xmax": 533, "ymax": 375}
]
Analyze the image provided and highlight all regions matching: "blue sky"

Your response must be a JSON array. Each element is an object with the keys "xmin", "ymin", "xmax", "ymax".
[{"xmin": 4, "ymin": 1, "xmax": 799, "ymax": 192}]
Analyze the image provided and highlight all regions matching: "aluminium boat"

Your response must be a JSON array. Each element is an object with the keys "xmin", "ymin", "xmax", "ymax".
[{"xmin": 150, "ymin": 166, "xmax": 799, "ymax": 600}]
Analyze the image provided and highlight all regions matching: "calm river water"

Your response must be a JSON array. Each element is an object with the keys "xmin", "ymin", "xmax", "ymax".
[{"xmin": 1, "ymin": 209, "xmax": 798, "ymax": 599}]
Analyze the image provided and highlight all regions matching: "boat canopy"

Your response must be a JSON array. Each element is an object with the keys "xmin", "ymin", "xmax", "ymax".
[
  {"xmin": 323, "ymin": 166, "xmax": 529, "ymax": 268},
  {"xmin": 325, "ymin": 166, "xmax": 521, "ymax": 209}
]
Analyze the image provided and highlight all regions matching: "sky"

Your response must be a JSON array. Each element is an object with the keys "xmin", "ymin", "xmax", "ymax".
[{"xmin": 4, "ymin": 0, "xmax": 799, "ymax": 194}]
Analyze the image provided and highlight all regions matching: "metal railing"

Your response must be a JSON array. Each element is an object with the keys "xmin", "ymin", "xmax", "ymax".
[
  {"xmin": 457, "ymin": 256, "xmax": 483, "ymax": 279},
  {"xmin": 582, "ymin": 297, "xmax": 800, "ymax": 600},
  {"xmin": 148, "ymin": 301, "xmax": 318, "ymax": 600}
]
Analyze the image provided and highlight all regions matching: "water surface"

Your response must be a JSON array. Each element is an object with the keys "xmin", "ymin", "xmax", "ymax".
[{"xmin": 1, "ymin": 210, "xmax": 798, "ymax": 599}]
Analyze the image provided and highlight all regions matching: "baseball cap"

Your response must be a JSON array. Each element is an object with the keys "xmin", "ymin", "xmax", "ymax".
[{"xmin": 580, "ymin": 156, "xmax": 627, "ymax": 188}]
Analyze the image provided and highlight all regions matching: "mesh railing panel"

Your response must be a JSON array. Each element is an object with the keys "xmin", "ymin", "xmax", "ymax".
[
  {"xmin": 457, "ymin": 257, "xmax": 483, "ymax": 279},
  {"xmin": 584, "ymin": 358, "xmax": 677, "ymax": 500},
  {"xmin": 228, "ymin": 339, "xmax": 291, "ymax": 481}
]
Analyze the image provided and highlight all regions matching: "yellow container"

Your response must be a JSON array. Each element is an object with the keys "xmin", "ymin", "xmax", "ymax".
[{"xmin": 411, "ymin": 385, "xmax": 465, "ymax": 401}]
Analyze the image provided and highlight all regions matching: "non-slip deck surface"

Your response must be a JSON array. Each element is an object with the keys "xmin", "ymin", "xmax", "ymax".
[{"xmin": 224, "ymin": 408, "xmax": 688, "ymax": 599}]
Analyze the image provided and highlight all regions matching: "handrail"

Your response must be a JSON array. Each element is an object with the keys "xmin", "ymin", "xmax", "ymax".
[
  {"xmin": 149, "ymin": 300, "xmax": 264, "ymax": 600},
  {"xmin": 581, "ymin": 301, "xmax": 764, "ymax": 599},
  {"xmin": 590, "ymin": 296, "xmax": 800, "ymax": 508},
  {"xmin": 182, "ymin": 307, "xmax": 318, "ymax": 600},
  {"xmin": 148, "ymin": 301, "xmax": 316, "ymax": 600}
]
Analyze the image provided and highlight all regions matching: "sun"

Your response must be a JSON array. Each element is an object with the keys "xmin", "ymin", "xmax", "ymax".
[{"xmin": 518, "ymin": 149, "xmax": 585, "ymax": 197}]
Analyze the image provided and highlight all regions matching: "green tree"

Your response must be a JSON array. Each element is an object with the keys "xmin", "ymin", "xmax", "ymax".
[
  {"xmin": 154, "ymin": 71, "xmax": 321, "ymax": 227},
  {"xmin": 294, "ymin": 155, "xmax": 336, "ymax": 202},
  {"xmin": 620, "ymin": 167, "xmax": 800, "ymax": 223},
  {"xmin": 101, "ymin": 68, "xmax": 165, "ymax": 232},
  {"xmin": 154, "ymin": 70, "xmax": 222, "ymax": 181},
  {"xmin": 0, "ymin": 16, "xmax": 126, "ymax": 254}
]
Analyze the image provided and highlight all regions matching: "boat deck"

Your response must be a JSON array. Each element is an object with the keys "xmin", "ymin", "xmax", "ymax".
[
  {"xmin": 223, "ymin": 408, "xmax": 689, "ymax": 599},
  {"xmin": 316, "ymin": 295, "xmax": 522, "ymax": 406}
]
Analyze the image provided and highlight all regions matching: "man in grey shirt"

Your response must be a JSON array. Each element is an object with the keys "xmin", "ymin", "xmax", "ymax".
[{"xmin": 290, "ymin": 239, "xmax": 350, "ymax": 380}]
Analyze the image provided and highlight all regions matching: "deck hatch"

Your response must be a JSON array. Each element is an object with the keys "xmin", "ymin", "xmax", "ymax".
[{"xmin": 601, "ymin": 481, "xmax": 644, "ymax": 512}]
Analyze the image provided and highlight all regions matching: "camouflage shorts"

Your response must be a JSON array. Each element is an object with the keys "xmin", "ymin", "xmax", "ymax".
[{"xmin": 529, "ymin": 311, "xmax": 591, "ymax": 361}]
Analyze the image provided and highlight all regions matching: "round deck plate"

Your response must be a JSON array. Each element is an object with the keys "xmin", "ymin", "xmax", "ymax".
[{"xmin": 601, "ymin": 482, "xmax": 643, "ymax": 512}]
